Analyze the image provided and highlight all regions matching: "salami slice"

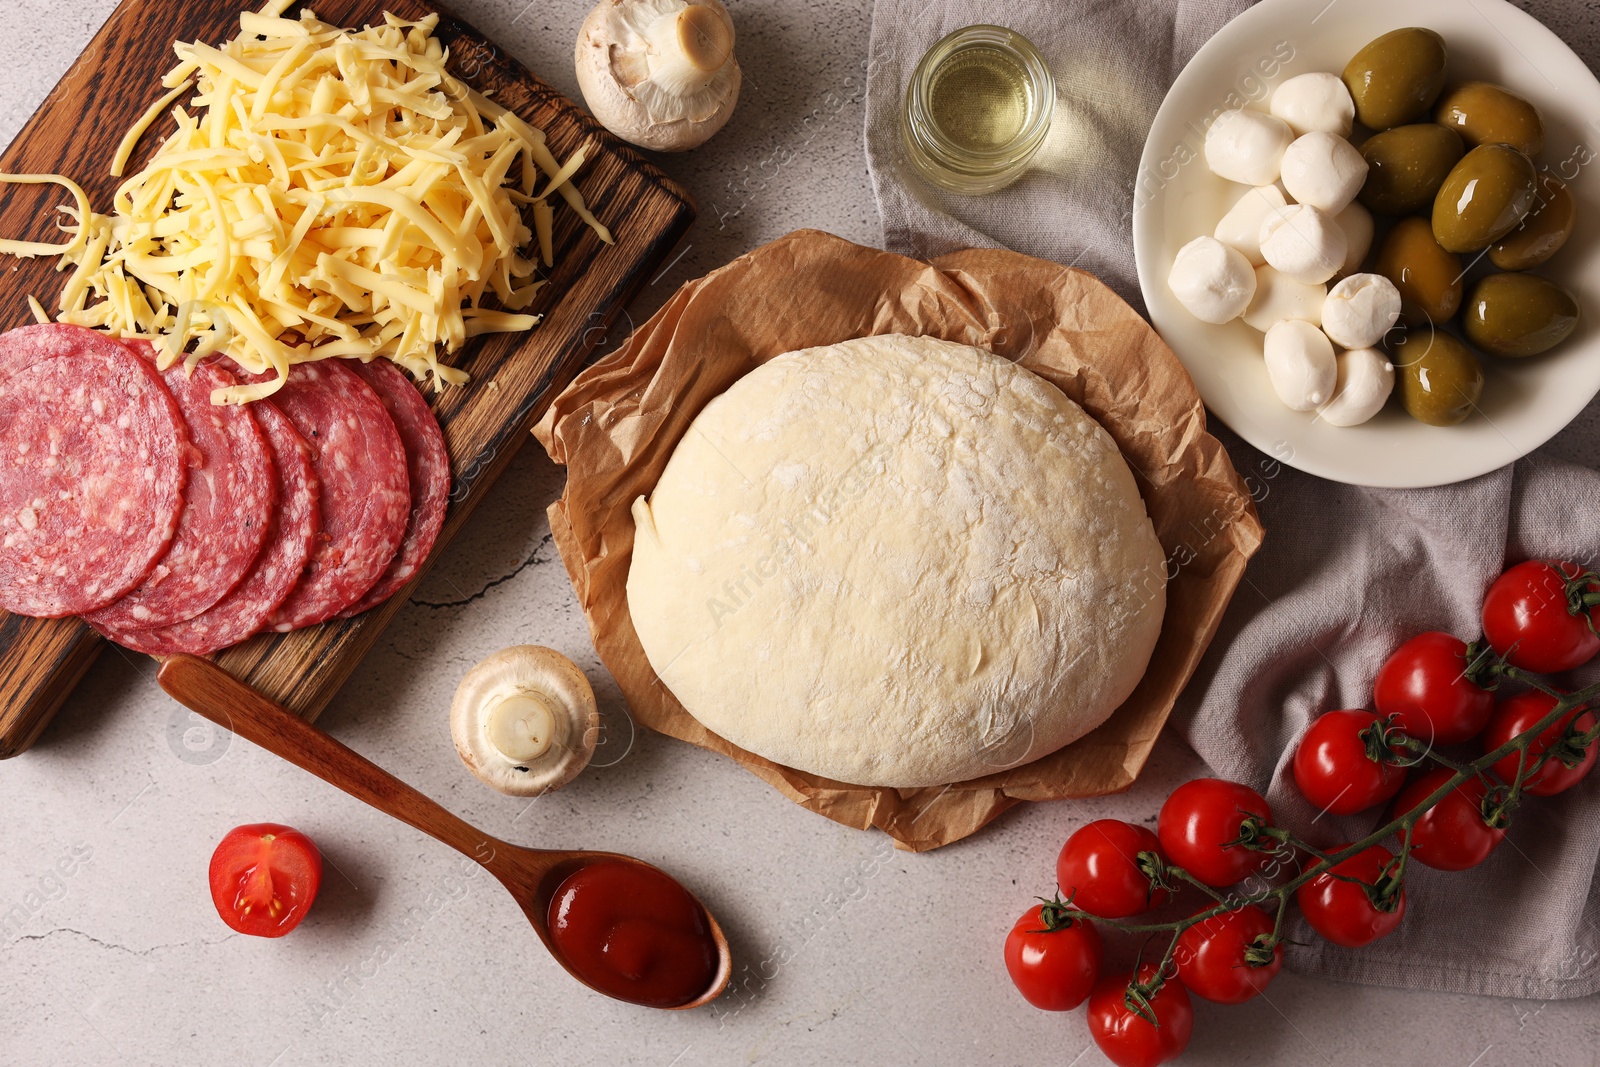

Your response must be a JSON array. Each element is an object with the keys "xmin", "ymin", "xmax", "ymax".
[
  {"xmin": 107, "ymin": 399, "xmax": 320, "ymax": 655},
  {"xmin": 341, "ymin": 358, "xmax": 451, "ymax": 616},
  {"xmin": 0, "ymin": 325, "xmax": 188, "ymax": 617},
  {"xmin": 243, "ymin": 359, "xmax": 410, "ymax": 630},
  {"xmin": 86, "ymin": 351, "xmax": 275, "ymax": 630}
]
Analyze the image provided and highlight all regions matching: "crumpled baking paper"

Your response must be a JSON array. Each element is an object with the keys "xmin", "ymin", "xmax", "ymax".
[{"xmin": 533, "ymin": 229, "xmax": 1263, "ymax": 850}]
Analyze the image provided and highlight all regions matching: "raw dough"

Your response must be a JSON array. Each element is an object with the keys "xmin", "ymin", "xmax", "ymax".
[{"xmin": 626, "ymin": 335, "xmax": 1167, "ymax": 788}]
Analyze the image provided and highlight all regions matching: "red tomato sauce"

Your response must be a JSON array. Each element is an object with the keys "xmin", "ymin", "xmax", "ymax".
[{"xmin": 548, "ymin": 860, "xmax": 718, "ymax": 1007}]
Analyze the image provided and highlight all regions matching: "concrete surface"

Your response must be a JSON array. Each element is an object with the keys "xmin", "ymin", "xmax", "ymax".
[{"xmin": 3, "ymin": 1, "xmax": 1599, "ymax": 1065}]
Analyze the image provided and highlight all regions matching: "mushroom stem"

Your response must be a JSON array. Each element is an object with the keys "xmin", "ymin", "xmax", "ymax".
[
  {"xmin": 487, "ymin": 692, "xmax": 558, "ymax": 763},
  {"xmin": 645, "ymin": 6, "xmax": 731, "ymax": 93}
]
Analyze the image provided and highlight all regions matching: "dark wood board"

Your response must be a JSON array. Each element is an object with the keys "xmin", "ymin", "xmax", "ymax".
[{"xmin": 0, "ymin": 0, "xmax": 695, "ymax": 757}]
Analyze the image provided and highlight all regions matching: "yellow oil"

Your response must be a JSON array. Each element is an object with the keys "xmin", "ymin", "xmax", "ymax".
[{"xmin": 926, "ymin": 45, "xmax": 1032, "ymax": 153}]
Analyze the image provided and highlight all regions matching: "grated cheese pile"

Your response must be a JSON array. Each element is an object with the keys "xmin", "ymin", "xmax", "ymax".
[{"xmin": 0, "ymin": 0, "xmax": 611, "ymax": 403}]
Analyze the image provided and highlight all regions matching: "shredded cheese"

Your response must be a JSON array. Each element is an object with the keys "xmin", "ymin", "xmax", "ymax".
[{"xmin": 0, "ymin": 2, "xmax": 610, "ymax": 402}]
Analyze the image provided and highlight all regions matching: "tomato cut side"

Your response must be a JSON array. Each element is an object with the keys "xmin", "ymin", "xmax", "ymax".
[{"xmin": 208, "ymin": 823, "xmax": 322, "ymax": 938}]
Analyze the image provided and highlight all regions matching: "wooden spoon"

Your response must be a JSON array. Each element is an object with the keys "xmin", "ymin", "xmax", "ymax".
[{"xmin": 157, "ymin": 652, "xmax": 731, "ymax": 1009}]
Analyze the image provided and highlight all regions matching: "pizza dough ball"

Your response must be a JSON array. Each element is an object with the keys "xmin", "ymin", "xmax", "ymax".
[
  {"xmin": 1323, "ymin": 273, "xmax": 1402, "ymax": 349},
  {"xmin": 627, "ymin": 334, "xmax": 1167, "ymax": 788},
  {"xmin": 1243, "ymin": 265, "xmax": 1326, "ymax": 332},
  {"xmin": 1214, "ymin": 185, "xmax": 1288, "ymax": 265},
  {"xmin": 1280, "ymin": 132, "xmax": 1369, "ymax": 213},
  {"xmin": 1260, "ymin": 204, "xmax": 1348, "ymax": 285},
  {"xmin": 1318, "ymin": 347, "xmax": 1395, "ymax": 427},
  {"xmin": 1270, "ymin": 72, "xmax": 1356, "ymax": 137},
  {"xmin": 1205, "ymin": 109, "xmax": 1294, "ymax": 186},
  {"xmin": 1264, "ymin": 319, "xmax": 1337, "ymax": 411},
  {"xmin": 1334, "ymin": 201, "xmax": 1374, "ymax": 276},
  {"xmin": 1169, "ymin": 236, "xmax": 1257, "ymax": 323}
]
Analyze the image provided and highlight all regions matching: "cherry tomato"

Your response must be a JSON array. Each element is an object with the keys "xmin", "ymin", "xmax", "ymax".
[
  {"xmin": 1373, "ymin": 631, "xmax": 1495, "ymax": 746},
  {"xmin": 1002, "ymin": 903, "xmax": 1103, "ymax": 1011},
  {"xmin": 208, "ymin": 823, "xmax": 322, "ymax": 938},
  {"xmin": 1483, "ymin": 689, "xmax": 1598, "ymax": 797},
  {"xmin": 1056, "ymin": 820, "xmax": 1170, "ymax": 918},
  {"xmin": 1157, "ymin": 778, "xmax": 1274, "ymax": 888},
  {"xmin": 1292, "ymin": 710, "xmax": 1408, "ymax": 815},
  {"xmin": 1393, "ymin": 768, "xmax": 1507, "ymax": 871},
  {"xmin": 1296, "ymin": 844, "xmax": 1405, "ymax": 948},
  {"xmin": 1174, "ymin": 905, "xmax": 1282, "ymax": 1004},
  {"xmin": 1087, "ymin": 964, "xmax": 1194, "ymax": 1067},
  {"xmin": 1482, "ymin": 560, "xmax": 1600, "ymax": 674}
]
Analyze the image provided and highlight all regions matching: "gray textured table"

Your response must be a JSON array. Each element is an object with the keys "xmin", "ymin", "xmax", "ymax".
[{"xmin": 2, "ymin": 1, "xmax": 1598, "ymax": 1064}]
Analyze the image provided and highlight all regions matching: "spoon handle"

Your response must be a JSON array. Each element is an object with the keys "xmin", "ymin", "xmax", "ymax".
[{"xmin": 159, "ymin": 653, "xmax": 506, "ymax": 870}]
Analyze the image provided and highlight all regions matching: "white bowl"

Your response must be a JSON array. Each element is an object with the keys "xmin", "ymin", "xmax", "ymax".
[{"xmin": 1133, "ymin": 0, "xmax": 1600, "ymax": 488}]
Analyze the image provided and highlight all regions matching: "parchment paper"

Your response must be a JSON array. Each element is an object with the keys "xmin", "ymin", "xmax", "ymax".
[{"xmin": 533, "ymin": 229, "xmax": 1264, "ymax": 850}]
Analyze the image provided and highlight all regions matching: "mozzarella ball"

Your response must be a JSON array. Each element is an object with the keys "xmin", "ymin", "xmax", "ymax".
[
  {"xmin": 1168, "ymin": 236, "xmax": 1257, "ymax": 324},
  {"xmin": 1323, "ymin": 273, "xmax": 1402, "ymax": 349},
  {"xmin": 1205, "ymin": 109, "xmax": 1294, "ymax": 186},
  {"xmin": 1242, "ymin": 265, "xmax": 1327, "ymax": 332},
  {"xmin": 1260, "ymin": 204, "xmax": 1348, "ymax": 285},
  {"xmin": 1214, "ymin": 185, "xmax": 1288, "ymax": 265},
  {"xmin": 1318, "ymin": 347, "xmax": 1395, "ymax": 427},
  {"xmin": 1334, "ymin": 201, "xmax": 1374, "ymax": 276},
  {"xmin": 1269, "ymin": 72, "xmax": 1356, "ymax": 137},
  {"xmin": 1264, "ymin": 319, "xmax": 1338, "ymax": 411},
  {"xmin": 1280, "ymin": 132, "xmax": 1369, "ymax": 213}
]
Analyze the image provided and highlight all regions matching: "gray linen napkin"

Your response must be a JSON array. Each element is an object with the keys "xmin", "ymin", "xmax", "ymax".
[{"xmin": 865, "ymin": 0, "xmax": 1600, "ymax": 999}]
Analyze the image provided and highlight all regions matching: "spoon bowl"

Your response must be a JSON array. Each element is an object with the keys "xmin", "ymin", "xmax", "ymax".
[
  {"xmin": 497, "ymin": 845, "xmax": 732, "ymax": 1010},
  {"xmin": 157, "ymin": 653, "xmax": 731, "ymax": 1009}
]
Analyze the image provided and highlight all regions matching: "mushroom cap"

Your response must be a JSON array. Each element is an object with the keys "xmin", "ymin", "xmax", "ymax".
[
  {"xmin": 574, "ymin": 0, "xmax": 741, "ymax": 152},
  {"xmin": 450, "ymin": 646, "xmax": 601, "ymax": 797}
]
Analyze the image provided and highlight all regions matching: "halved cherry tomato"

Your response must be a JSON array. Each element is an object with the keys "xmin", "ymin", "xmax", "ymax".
[
  {"xmin": 1296, "ymin": 843, "xmax": 1405, "ymax": 948},
  {"xmin": 1002, "ymin": 903, "xmax": 1102, "ymax": 1011},
  {"xmin": 1292, "ymin": 710, "xmax": 1408, "ymax": 815},
  {"xmin": 1056, "ymin": 820, "xmax": 1170, "ymax": 919},
  {"xmin": 1087, "ymin": 963, "xmax": 1194, "ymax": 1067},
  {"xmin": 1174, "ymin": 905, "xmax": 1282, "ymax": 1004},
  {"xmin": 1393, "ymin": 768, "xmax": 1507, "ymax": 871},
  {"xmin": 1482, "ymin": 560, "xmax": 1600, "ymax": 674},
  {"xmin": 208, "ymin": 823, "xmax": 322, "ymax": 938},
  {"xmin": 1157, "ymin": 778, "xmax": 1274, "ymax": 888},
  {"xmin": 1373, "ymin": 632, "xmax": 1495, "ymax": 746},
  {"xmin": 1483, "ymin": 689, "xmax": 1598, "ymax": 797}
]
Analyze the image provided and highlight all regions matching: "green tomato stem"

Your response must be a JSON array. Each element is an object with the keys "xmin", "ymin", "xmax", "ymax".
[{"xmin": 1075, "ymin": 667, "xmax": 1600, "ymax": 948}]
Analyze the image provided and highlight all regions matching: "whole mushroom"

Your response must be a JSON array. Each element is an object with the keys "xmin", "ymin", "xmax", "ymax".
[
  {"xmin": 450, "ymin": 646, "xmax": 601, "ymax": 797},
  {"xmin": 574, "ymin": 0, "xmax": 741, "ymax": 152}
]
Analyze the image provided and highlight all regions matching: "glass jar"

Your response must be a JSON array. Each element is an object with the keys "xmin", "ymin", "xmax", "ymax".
[{"xmin": 899, "ymin": 25, "xmax": 1056, "ymax": 196}]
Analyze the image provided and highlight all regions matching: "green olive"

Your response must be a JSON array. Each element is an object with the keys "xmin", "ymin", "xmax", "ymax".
[
  {"xmin": 1390, "ymin": 326, "xmax": 1485, "ymax": 426},
  {"xmin": 1489, "ymin": 174, "xmax": 1576, "ymax": 271},
  {"xmin": 1431, "ymin": 144, "xmax": 1537, "ymax": 253},
  {"xmin": 1434, "ymin": 81, "xmax": 1545, "ymax": 157},
  {"xmin": 1462, "ymin": 273, "xmax": 1580, "ymax": 358},
  {"xmin": 1359, "ymin": 124, "xmax": 1464, "ymax": 215},
  {"xmin": 1375, "ymin": 217, "xmax": 1464, "ymax": 323},
  {"xmin": 1343, "ymin": 28, "xmax": 1449, "ymax": 131}
]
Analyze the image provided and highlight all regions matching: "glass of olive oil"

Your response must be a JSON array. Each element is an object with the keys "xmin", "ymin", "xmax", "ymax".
[{"xmin": 900, "ymin": 25, "xmax": 1055, "ymax": 195}]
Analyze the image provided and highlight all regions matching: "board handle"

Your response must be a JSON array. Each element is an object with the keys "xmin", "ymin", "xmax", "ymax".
[{"xmin": 0, "ymin": 615, "xmax": 103, "ymax": 759}]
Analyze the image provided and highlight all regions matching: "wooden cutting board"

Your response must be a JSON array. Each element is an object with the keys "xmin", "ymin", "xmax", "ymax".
[{"xmin": 0, "ymin": 0, "xmax": 694, "ymax": 757}]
